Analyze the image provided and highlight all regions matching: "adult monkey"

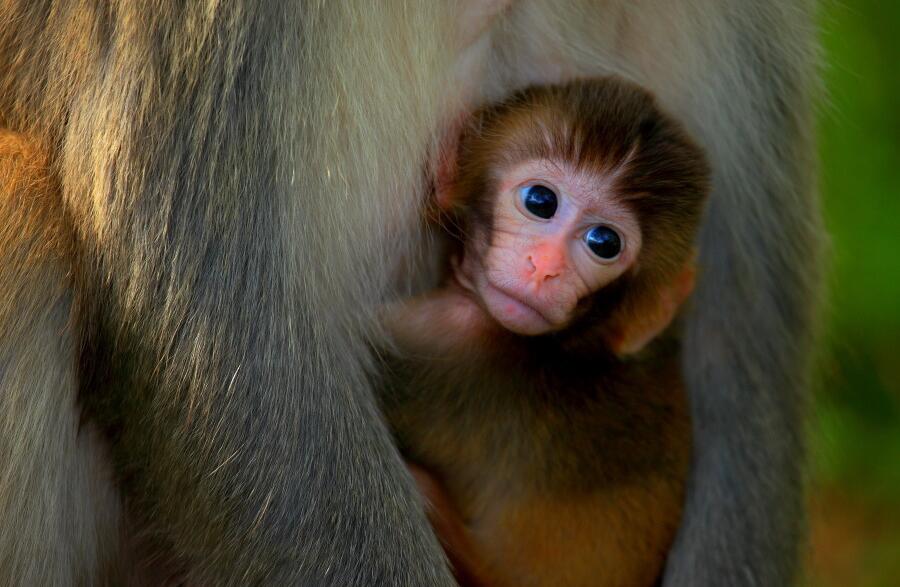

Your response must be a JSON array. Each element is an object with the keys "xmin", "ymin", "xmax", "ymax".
[{"xmin": 0, "ymin": 1, "xmax": 821, "ymax": 586}]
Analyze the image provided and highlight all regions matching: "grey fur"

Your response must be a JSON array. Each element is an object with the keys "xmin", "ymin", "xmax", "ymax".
[
  {"xmin": 0, "ymin": 1, "xmax": 821, "ymax": 586},
  {"xmin": 1, "ymin": 2, "xmax": 456, "ymax": 585}
]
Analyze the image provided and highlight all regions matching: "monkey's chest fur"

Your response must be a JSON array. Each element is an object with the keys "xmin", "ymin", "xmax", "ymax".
[{"xmin": 378, "ymin": 337, "xmax": 691, "ymax": 587}]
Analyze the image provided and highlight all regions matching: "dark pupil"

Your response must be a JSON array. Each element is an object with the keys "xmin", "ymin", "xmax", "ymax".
[
  {"xmin": 523, "ymin": 185, "xmax": 558, "ymax": 219},
  {"xmin": 586, "ymin": 226, "xmax": 622, "ymax": 259}
]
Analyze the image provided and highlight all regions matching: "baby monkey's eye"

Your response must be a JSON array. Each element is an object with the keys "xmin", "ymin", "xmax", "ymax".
[
  {"xmin": 519, "ymin": 184, "xmax": 558, "ymax": 219},
  {"xmin": 585, "ymin": 225, "xmax": 623, "ymax": 261}
]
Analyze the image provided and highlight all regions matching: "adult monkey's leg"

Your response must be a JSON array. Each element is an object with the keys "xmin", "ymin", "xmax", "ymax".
[
  {"xmin": 666, "ymin": 3, "xmax": 823, "ymax": 584},
  {"xmin": 2, "ymin": 2, "xmax": 461, "ymax": 584},
  {"xmin": 628, "ymin": 3, "xmax": 823, "ymax": 585}
]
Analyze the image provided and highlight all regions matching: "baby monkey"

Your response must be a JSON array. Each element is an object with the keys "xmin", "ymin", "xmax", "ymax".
[{"xmin": 379, "ymin": 78, "xmax": 709, "ymax": 587}]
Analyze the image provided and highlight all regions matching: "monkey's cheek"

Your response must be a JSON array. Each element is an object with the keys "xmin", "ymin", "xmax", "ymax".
[{"xmin": 480, "ymin": 282, "xmax": 556, "ymax": 336}]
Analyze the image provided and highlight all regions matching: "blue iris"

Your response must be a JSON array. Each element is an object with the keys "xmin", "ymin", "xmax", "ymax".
[
  {"xmin": 585, "ymin": 226, "xmax": 622, "ymax": 259},
  {"xmin": 520, "ymin": 185, "xmax": 558, "ymax": 219}
]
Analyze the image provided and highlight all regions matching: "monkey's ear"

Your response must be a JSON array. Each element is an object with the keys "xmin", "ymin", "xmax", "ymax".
[
  {"xmin": 605, "ymin": 262, "xmax": 696, "ymax": 357},
  {"xmin": 431, "ymin": 114, "xmax": 470, "ymax": 211}
]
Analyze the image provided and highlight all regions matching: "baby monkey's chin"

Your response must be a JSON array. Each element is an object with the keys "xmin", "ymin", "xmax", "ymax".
[{"xmin": 479, "ymin": 281, "xmax": 563, "ymax": 336}]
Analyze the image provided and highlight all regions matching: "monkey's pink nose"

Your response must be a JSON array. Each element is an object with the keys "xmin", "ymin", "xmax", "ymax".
[{"xmin": 526, "ymin": 244, "xmax": 564, "ymax": 283}]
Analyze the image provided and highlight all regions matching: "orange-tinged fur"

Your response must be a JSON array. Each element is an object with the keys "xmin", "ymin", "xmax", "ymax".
[
  {"xmin": 380, "ymin": 78, "xmax": 705, "ymax": 586},
  {"xmin": 481, "ymin": 473, "xmax": 688, "ymax": 587}
]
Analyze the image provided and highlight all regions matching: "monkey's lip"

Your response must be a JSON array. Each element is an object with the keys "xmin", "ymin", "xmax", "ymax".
[
  {"xmin": 450, "ymin": 257, "xmax": 558, "ymax": 334},
  {"xmin": 481, "ymin": 281, "xmax": 558, "ymax": 334}
]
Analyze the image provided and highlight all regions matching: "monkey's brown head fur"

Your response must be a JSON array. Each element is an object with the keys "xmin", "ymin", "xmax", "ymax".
[{"xmin": 445, "ymin": 77, "xmax": 710, "ymax": 354}]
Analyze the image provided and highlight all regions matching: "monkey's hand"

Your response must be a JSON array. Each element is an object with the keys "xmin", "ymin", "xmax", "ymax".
[{"xmin": 380, "ymin": 284, "xmax": 490, "ymax": 357}]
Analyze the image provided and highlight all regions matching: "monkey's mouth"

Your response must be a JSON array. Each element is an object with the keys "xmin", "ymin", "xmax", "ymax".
[
  {"xmin": 450, "ymin": 252, "xmax": 559, "ymax": 335},
  {"xmin": 481, "ymin": 281, "xmax": 560, "ymax": 336}
]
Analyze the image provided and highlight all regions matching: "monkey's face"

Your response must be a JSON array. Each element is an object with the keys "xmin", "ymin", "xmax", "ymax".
[{"xmin": 456, "ymin": 159, "xmax": 642, "ymax": 336}]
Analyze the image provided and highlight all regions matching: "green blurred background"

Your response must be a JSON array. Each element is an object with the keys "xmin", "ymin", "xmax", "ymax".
[{"xmin": 806, "ymin": 1, "xmax": 900, "ymax": 585}]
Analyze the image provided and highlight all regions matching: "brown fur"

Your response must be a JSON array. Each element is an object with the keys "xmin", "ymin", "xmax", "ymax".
[
  {"xmin": 383, "ymin": 338, "xmax": 690, "ymax": 587},
  {"xmin": 378, "ymin": 78, "xmax": 708, "ymax": 586}
]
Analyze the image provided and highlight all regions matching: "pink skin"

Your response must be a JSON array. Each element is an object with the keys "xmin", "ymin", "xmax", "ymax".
[{"xmin": 454, "ymin": 159, "xmax": 642, "ymax": 336}]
